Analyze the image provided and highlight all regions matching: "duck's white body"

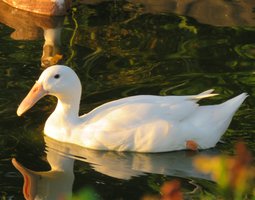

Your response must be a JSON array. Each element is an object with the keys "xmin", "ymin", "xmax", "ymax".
[
  {"xmin": 17, "ymin": 65, "xmax": 247, "ymax": 152},
  {"xmin": 45, "ymin": 92, "xmax": 247, "ymax": 152}
]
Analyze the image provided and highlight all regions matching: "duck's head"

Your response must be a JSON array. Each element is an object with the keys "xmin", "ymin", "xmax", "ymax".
[{"xmin": 17, "ymin": 65, "xmax": 82, "ymax": 116}]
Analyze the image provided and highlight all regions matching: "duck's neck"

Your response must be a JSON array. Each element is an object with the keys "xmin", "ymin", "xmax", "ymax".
[{"xmin": 55, "ymin": 96, "xmax": 80, "ymax": 120}]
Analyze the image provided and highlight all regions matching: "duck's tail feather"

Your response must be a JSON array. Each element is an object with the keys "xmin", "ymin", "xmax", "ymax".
[
  {"xmin": 220, "ymin": 93, "xmax": 248, "ymax": 113},
  {"xmin": 186, "ymin": 93, "xmax": 248, "ymax": 149},
  {"xmin": 190, "ymin": 89, "xmax": 219, "ymax": 101},
  {"xmin": 210, "ymin": 93, "xmax": 248, "ymax": 143}
]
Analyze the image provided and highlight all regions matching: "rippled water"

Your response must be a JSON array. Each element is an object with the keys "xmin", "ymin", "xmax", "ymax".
[{"xmin": 0, "ymin": 1, "xmax": 254, "ymax": 199}]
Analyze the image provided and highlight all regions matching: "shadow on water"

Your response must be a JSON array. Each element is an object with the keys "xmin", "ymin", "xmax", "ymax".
[{"xmin": 129, "ymin": 0, "xmax": 255, "ymax": 26}]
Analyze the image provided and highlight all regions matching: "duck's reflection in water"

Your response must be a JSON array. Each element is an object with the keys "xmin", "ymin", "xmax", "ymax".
[
  {"xmin": 0, "ymin": 1, "xmax": 64, "ymax": 68},
  {"xmin": 12, "ymin": 148, "xmax": 74, "ymax": 199},
  {"xmin": 13, "ymin": 136, "xmax": 219, "ymax": 199}
]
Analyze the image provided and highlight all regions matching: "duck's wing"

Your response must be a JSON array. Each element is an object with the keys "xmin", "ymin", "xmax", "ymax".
[
  {"xmin": 81, "ymin": 96, "xmax": 191, "ymax": 123},
  {"xmin": 80, "ymin": 89, "xmax": 217, "ymax": 125},
  {"xmin": 81, "ymin": 89, "xmax": 218, "ymax": 123},
  {"xmin": 78, "ymin": 96, "xmax": 197, "ymax": 151},
  {"xmin": 78, "ymin": 90, "xmax": 218, "ymax": 151}
]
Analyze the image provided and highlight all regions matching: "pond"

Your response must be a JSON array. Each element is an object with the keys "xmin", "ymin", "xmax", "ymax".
[{"xmin": 0, "ymin": 0, "xmax": 254, "ymax": 199}]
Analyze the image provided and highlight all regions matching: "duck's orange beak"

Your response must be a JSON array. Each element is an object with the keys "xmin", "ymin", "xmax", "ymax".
[{"xmin": 17, "ymin": 82, "xmax": 47, "ymax": 116}]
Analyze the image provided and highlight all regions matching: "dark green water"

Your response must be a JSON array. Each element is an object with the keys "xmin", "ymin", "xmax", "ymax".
[{"xmin": 0, "ymin": 1, "xmax": 254, "ymax": 199}]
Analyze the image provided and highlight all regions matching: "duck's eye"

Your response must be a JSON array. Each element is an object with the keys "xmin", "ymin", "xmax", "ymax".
[{"xmin": 54, "ymin": 74, "xmax": 60, "ymax": 79}]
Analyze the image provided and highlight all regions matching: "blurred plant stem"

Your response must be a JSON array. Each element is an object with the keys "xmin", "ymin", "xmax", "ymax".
[{"xmin": 66, "ymin": 7, "xmax": 78, "ymax": 66}]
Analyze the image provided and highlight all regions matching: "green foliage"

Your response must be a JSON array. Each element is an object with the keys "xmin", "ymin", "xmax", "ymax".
[
  {"xmin": 178, "ymin": 16, "xmax": 198, "ymax": 34},
  {"xmin": 70, "ymin": 187, "xmax": 101, "ymax": 200}
]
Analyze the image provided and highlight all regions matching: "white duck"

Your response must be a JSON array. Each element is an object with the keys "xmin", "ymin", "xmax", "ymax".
[{"xmin": 17, "ymin": 65, "xmax": 247, "ymax": 152}]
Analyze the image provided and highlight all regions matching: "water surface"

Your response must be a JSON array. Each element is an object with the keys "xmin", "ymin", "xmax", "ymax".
[{"xmin": 0, "ymin": 0, "xmax": 254, "ymax": 199}]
